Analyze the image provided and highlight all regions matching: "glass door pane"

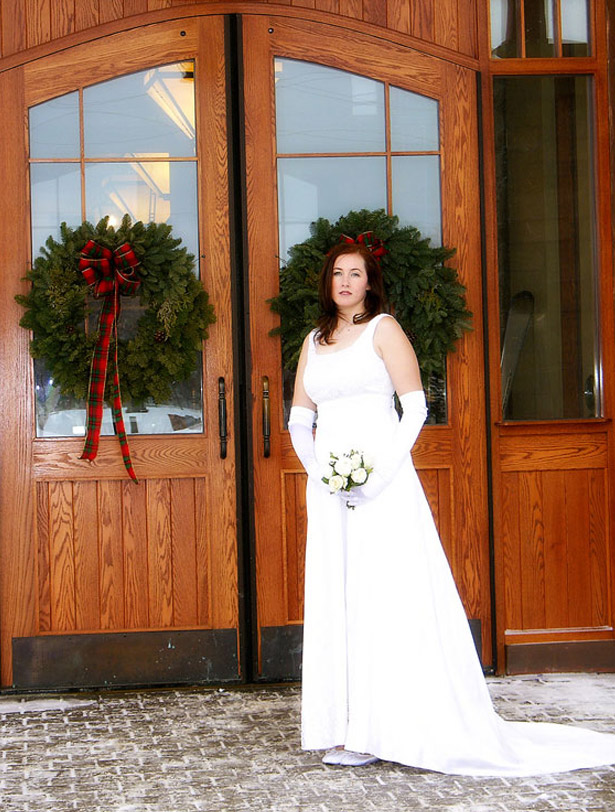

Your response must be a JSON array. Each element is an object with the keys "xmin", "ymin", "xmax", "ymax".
[
  {"xmin": 274, "ymin": 58, "xmax": 446, "ymax": 423},
  {"xmin": 494, "ymin": 75, "xmax": 599, "ymax": 420},
  {"xmin": 29, "ymin": 62, "xmax": 203, "ymax": 437}
]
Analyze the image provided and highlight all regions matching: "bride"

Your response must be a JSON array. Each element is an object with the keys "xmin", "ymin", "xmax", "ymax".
[{"xmin": 287, "ymin": 235, "xmax": 615, "ymax": 775}]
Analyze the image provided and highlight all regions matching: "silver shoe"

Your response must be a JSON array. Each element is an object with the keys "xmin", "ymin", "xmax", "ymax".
[
  {"xmin": 339, "ymin": 750, "xmax": 379, "ymax": 767},
  {"xmin": 322, "ymin": 747, "xmax": 345, "ymax": 765}
]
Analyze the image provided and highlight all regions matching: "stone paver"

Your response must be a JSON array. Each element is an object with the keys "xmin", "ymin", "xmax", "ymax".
[{"xmin": 0, "ymin": 674, "xmax": 614, "ymax": 811}]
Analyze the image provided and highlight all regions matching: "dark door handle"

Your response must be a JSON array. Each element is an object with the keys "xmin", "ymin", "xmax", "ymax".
[
  {"xmin": 262, "ymin": 376, "xmax": 270, "ymax": 458},
  {"xmin": 218, "ymin": 377, "xmax": 227, "ymax": 459}
]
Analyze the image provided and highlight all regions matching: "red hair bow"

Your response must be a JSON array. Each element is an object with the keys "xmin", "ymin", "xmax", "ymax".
[{"xmin": 338, "ymin": 231, "xmax": 387, "ymax": 261}]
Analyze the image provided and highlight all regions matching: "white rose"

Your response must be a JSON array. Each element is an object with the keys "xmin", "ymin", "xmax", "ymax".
[
  {"xmin": 350, "ymin": 453, "xmax": 362, "ymax": 470},
  {"xmin": 328, "ymin": 474, "xmax": 345, "ymax": 493},
  {"xmin": 334, "ymin": 457, "xmax": 352, "ymax": 477},
  {"xmin": 350, "ymin": 467, "xmax": 367, "ymax": 485},
  {"xmin": 362, "ymin": 452, "xmax": 374, "ymax": 470}
]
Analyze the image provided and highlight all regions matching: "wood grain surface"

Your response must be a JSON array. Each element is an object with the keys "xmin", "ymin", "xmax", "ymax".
[{"xmin": 0, "ymin": 1, "xmax": 480, "ymax": 62}]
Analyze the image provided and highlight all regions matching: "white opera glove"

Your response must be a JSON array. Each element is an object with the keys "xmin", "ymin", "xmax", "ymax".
[
  {"xmin": 288, "ymin": 406, "xmax": 321, "ymax": 482},
  {"xmin": 351, "ymin": 390, "xmax": 428, "ymax": 503}
]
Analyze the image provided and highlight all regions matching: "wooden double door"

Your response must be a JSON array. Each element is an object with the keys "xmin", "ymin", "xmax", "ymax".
[{"xmin": 0, "ymin": 13, "xmax": 489, "ymax": 689}]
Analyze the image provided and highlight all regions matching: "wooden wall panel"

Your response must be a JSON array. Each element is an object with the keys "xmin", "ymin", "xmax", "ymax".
[
  {"xmin": 122, "ymin": 479, "xmax": 150, "ymax": 628},
  {"xmin": 518, "ymin": 471, "xmax": 546, "ymax": 629},
  {"xmin": 170, "ymin": 478, "xmax": 198, "ymax": 626},
  {"xmin": 417, "ymin": 468, "xmax": 452, "ymax": 553},
  {"xmin": 34, "ymin": 477, "xmax": 222, "ymax": 635},
  {"xmin": 48, "ymin": 481, "xmax": 76, "ymax": 631},
  {"xmin": 501, "ymin": 456, "xmax": 611, "ymax": 643},
  {"xmin": 435, "ymin": 0, "xmax": 457, "ymax": 52},
  {"xmin": 457, "ymin": 0, "xmax": 477, "ymax": 56},
  {"xmin": 99, "ymin": 480, "xmax": 125, "ymax": 629},
  {"xmin": 125, "ymin": 0, "xmax": 149, "ymax": 15},
  {"xmin": 315, "ymin": 0, "xmax": 339, "ymax": 13},
  {"xmin": 387, "ymin": 0, "xmax": 410, "ymax": 34},
  {"xmin": 282, "ymin": 472, "xmax": 307, "ymax": 623},
  {"xmin": 542, "ymin": 470, "xmax": 568, "ymax": 628},
  {"xmin": 0, "ymin": 0, "xmax": 26, "ymax": 55},
  {"xmin": 500, "ymin": 433, "xmax": 608, "ymax": 471},
  {"xmin": 565, "ymin": 470, "xmax": 593, "ymax": 627},
  {"xmin": 75, "ymin": 0, "xmax": 98, "ymax": 31},
  {"xmin": 99, "ymin": 0, "xmax": 124, "ymax": 23},
  {"xmin": 410, "ymin": 0, "xmax": 433, "ymax": 43},
  {"xmin": 26, "ymin": 0, "xmax": 51, "ymax": 49},
  {"xmin": 73, "ymin": 480, "xmax": 101, "ymax": 630},
  {"xmin": 0, "ymin": 1, "xmax": 480, "ymax": 61},
  {"xmin": 589, "ymin": 469, "xmax": 609, "ymax": 627},
  {"xmin": 338, "ymin": 0, "xmax": 362, "ymax": 19},
  {"xmin": 436, "ymin": 466, "xmax": 452, "ymax": 550},
  {"xmin": 194, "ymin": 477, "xmax": 212, "ymax": 626},
  {"xmin": 51, "ymin": 0, "xmax": 76, "ymax": 39},
  {"xmin": 417, "ymin": 469, "xmax": 438, "ymax": 525},
  {"xmin": 363, "ymin": 0, "xmax": 387, "ymax": 26},
  {"xmin": 36, "ymin": 483, "xmax": 52, "ymax": 632},
  {"xmin": 501, "ymin": 472, "xmax": 522, "ymax": 630},
  {"xmin": 147, "ymin": 478, "xmax": 174, "ymax": 627}
]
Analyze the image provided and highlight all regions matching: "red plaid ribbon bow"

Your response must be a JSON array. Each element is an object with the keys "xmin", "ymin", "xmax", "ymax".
[
  {"xmin": 338, "ymin": 231, "xmax": 387, "ymax": 261},
  {"xmin": 79, "ymin": 240, "xmax": 141, "ymax": 482}
]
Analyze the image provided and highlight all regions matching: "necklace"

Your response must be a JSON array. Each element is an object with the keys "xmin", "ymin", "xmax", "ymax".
[{"xmin": 334, "ymin": 319, "xmax": 356, "ymax": 338}]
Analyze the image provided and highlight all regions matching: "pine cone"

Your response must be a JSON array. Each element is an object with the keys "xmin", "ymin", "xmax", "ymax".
[{"xmin": 154, "ymin": 330, "xmax": 166, "ymax": 343}]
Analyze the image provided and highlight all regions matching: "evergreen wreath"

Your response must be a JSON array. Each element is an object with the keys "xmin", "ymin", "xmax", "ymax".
[
  {"xmin": 16, "ymin": 215, "xmax": 216, "ymax": 404},
  {"xmin": 269, "ymin": 209, "xmax": 472, "ymax": 380}
]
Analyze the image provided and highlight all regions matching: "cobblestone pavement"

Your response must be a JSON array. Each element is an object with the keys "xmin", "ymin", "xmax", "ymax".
[{"xmin": 1, "ymin": 674, "xmax": 615, "ymax": 812}]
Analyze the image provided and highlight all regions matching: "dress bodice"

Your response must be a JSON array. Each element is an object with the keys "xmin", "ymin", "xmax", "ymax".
[
  {"xmin": 303, "ymin": 313, "xmax": 395, "ymax": 407},
  {"xmin": 302, "ymin": 314, "xmax": 397, "ymax": 461}
]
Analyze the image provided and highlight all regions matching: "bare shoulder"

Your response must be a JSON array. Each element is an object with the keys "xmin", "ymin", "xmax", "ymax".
[
  {"xmin": 292, "ymin": 331, "xmax": 317, "ymax": 409},
  {"xmin": 374, "ymin": 315, "xmax": 414, "ymax": 353},
  {"xmin": 373, "ymin": 315, "xmax": 422, "ymax": 392},
  {"xmin": 375, "ymin": 314, "xmax": 405, "ymax": 337},
  {"xmin": 299, "ymin": 330, "xmax": 315, "ymax": 356}
]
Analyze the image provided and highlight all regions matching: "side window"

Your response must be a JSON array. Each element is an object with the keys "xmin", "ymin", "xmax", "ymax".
[
  {"xmin": 274, "ymin": 58, "xmax": 445, "ymax": 422},
  {"xmin": 29, "ymin": 62, "xmax": 202, "ymax": 437},
  {"xmin": 494, "ymin": 75, "xmax": 599, "ymax": 420}
]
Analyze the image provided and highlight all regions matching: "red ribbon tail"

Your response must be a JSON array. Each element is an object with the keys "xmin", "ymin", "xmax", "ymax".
[
  {"xmin": 110, "ymin": 364, "xmax": 138, "ymax": 483},
  {"xmin": 79, "ymin": 244, "xmax": 140, "ymax": 481},
  {"xmin": 80, "ymin": 295, "xmax": 115, "ymax": 463},
  {"xmin": 109, "ymin": 296, "xmax": 138, "ymax": 483}
]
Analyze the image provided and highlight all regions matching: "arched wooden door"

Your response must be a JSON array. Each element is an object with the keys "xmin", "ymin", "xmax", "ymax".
[
  {"xmin": 1, "ymin": 17, "xmax": 240, "ymax": 689},
  {"xmin": 0, "ymin": 12, "xmax": 489, "ymax": 689},
  {"xmin": 242, "ymin": 16, "xmax": 491, "ymax": 677}
]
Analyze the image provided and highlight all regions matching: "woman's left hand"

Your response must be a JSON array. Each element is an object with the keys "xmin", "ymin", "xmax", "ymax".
[{"xmin": 342, "ymin": 472, "xmax": 388, "ymax": 507}]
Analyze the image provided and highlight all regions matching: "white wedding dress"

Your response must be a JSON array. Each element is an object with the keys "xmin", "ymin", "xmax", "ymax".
[{"xmin": 300, "ymin": 313, "xmax": 615, "ymax": 776}]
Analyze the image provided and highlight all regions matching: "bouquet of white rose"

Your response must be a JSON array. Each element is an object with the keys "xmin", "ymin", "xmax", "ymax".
[{"xmin": 322, "ymin": 450, "xmax": 373, "ymax": 509}]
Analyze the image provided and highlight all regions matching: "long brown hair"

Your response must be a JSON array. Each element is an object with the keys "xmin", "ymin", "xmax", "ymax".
[{"xmin": 316, "ymin": 242, "xmax": 387, "ymax": 344}]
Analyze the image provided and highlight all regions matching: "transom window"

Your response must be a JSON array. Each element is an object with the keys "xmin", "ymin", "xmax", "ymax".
[{"xmin": 490, "ymin": 0, "xmax": 591, "ymax": 58}]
